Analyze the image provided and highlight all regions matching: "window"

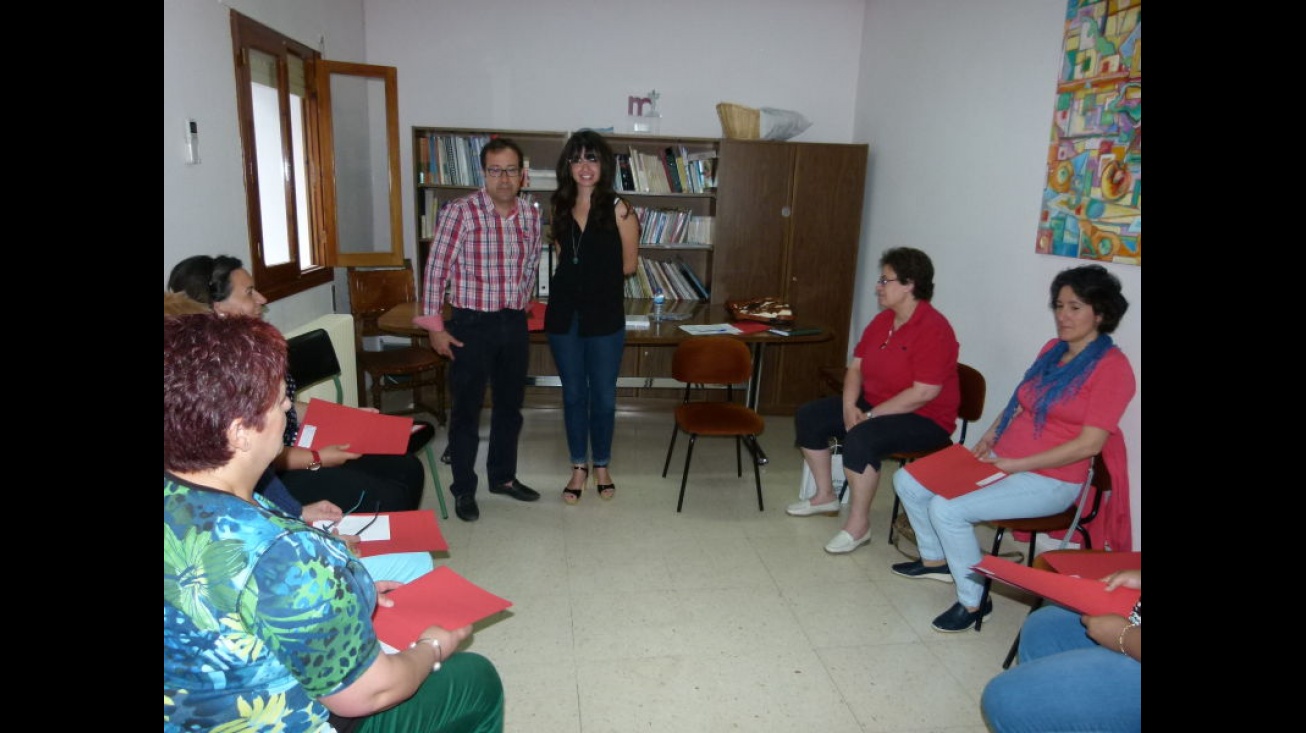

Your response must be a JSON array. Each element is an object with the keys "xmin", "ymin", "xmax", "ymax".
[{"xmin": 230, "ymin": 11, "xmax": 330, "ymax": 301}]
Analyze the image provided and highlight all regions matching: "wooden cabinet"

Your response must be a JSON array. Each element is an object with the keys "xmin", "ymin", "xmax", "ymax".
[
  {"xmin": 715, "ymin": 140, "xmax": 868, "ymax": 414},
  {"xmin": 410, "ymin": 129, "xmax": 866, "ymax": 414}
]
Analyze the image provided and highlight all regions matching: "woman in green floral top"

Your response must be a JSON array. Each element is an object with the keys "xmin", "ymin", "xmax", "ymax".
[{"xmin": 164, "ymin": 313, "xmax": 503, "ymax": 733}]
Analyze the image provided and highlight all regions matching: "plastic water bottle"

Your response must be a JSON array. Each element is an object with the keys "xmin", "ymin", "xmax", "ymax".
[{"xmin": 651, "ymin": 287, "xmax": 666, "ymax": 321}]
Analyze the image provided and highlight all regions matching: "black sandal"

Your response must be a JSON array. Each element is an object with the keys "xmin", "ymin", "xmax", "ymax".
[
  {"xmin": 595, "ymin": 466, "xmax": 615, "ymax": 500},
  {"xmin": 563, "ymin": 465, "xmax": 588, "ymax": 505}
]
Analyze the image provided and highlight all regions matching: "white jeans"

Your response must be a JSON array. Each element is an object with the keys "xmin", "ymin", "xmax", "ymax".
[{"xmin": 893, "ymin": 467, "xmax": 1080, "ymax": 607}]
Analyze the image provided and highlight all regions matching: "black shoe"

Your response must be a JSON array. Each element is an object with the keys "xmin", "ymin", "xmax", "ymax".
[
  {"xmin": 891, "ymin": 559, "xmax": 955, "ymax": 584},
  {"xmin": 931, "ymin": 596, "xmax": 993, "ymax": 633},
  {"xmin": 489, "ymin": 479, "xmax": 541, "ymax": 502},
  {"xmin": 454, "ymin": 494, "xmax": 480, "ymax": 522}
]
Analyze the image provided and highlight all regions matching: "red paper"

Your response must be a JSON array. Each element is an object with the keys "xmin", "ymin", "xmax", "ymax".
[
  {"xmin": 354, "ymin": 510, "xmax": 448, "ymax": 556},
  {"xmin": 371, "ymin": 566, "xmax": 513, "ymax": 648},
  {"xmin": 902, "ymin": 443, "xmax": 1008, "ymax": 499},
  {"xmin": 973, "ymin": 555, "xmax": 1139, "ymax": 617},
  {"xmin": 1042, "ymin": 551, "xmax": 1141, "ymax": 579},
  {"xmin": 730, "ymin": 320, "xmax": 772, "ymax": 334},
  {"xmin": 527, "ymin": 300, "xmax": 546, "ymax": 332},
  {"xmin": 295, "ymin": 399, "xmax": 413, "ymax": 455}
]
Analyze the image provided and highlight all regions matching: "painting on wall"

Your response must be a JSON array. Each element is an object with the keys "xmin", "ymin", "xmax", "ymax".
[{"xmin": 1035, "ymin": 0, "xmax": 1141, "ymax": 266}]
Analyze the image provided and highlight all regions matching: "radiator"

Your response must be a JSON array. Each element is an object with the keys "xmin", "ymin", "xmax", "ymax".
[{"xmin": 281, "ymin": 315, "xmax": 359, "ymax": 407}]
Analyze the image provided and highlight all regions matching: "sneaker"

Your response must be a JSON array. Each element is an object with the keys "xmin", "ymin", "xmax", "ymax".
[
  {"xmin": 824, "ymin": 529, "xmax": 872, "ymax": 554},
  {"xmin": 786, "ymin": 498, "xmax": 841, "ymax": 517},
  {"xmin": 890, "ymin": 560, "xmax": 954, "ymax": 583},
  {"xmin": 931, "ymin": 596, "xmax": 993, "ymax": 633}
]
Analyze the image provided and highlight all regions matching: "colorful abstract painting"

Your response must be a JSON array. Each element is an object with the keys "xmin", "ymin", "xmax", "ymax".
[{"xmin": 1036, "ymin": 0, "xmax": 1141, "ymax": 266}]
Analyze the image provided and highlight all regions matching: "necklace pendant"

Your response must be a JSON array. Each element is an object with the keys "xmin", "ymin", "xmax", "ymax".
[{"xmin": 572, "ymin": 256, "xmax": 579, "ymax": 265}]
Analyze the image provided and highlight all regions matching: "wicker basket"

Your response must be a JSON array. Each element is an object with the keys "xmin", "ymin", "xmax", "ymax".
[{"xmin": 716, "ymin": 102, "xmax": 760, "ymax": 140}]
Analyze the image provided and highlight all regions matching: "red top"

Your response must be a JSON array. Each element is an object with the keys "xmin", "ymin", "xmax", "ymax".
[{"xmin": 852, "ymin": 300, "xmax": 959, "ymax": 435}]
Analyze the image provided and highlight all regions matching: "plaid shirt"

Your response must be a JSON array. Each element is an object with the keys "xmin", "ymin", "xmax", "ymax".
[{"xmin": 419, "ymin": 189, "xmax": 542, "ymax": 329}]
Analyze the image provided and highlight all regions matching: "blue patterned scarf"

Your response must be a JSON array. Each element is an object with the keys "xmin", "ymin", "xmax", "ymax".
[{"xmin": 994, "ymin": 335, "xmax": 1114, "ymax": 439}]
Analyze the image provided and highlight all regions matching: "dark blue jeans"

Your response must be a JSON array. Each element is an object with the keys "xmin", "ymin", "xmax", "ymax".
[
  {"xmin": 793, "ymin": 394, "xmax": 950, "ymax": 473},
  {"xmin": 446, "ymin": 307, "xmax": 529, "ymax": 497},
  {"xmin": 547, "ymin": 315, "xmax": 625, "ymax": 466}
]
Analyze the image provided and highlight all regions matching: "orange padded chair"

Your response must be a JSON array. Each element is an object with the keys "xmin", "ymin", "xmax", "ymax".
[
  {"xmin": 661, "ymin": 336, "xmax": 766, "ymax": 512},
  {"xmin": 347, "ymin": 261, "xmax": 448, "ymax": 425},
  {"xmin": 975, "ymin": 453, "xmax": 1111, "ymax": 633}
]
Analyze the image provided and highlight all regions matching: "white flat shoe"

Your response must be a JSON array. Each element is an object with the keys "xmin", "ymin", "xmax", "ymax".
[
  {"xmin": 786, "ymin": 498, "xmax": 841, "ymax": 517},
  {"xmin": 824, "ymin": 529, "xmax": 872, "ymax": 554}
]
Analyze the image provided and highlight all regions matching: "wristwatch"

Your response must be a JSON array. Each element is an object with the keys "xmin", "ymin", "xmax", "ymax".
[{"xmin": 307, "ymin": 450, "xmax": 323, "ymax": 471}]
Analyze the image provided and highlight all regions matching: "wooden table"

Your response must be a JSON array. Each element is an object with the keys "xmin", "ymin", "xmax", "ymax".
[{"xmin": 379, "ymin": 300, "xmax": 831, "ymax": 464}]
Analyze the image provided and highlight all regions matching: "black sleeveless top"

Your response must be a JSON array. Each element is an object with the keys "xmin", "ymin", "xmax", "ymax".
[{"xmin": 544, "ymin": 211, "xmax": 626, "ymax": 337}]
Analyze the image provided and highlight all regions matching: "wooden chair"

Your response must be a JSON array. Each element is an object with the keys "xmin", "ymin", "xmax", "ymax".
[
  {"xmin": 818, "ymin": 363, "xmax": 987, "ymax": 544},
  {"xmin": 975, "ymin": 453, "xmax": 1111, "ymax": 633},
  {"xmin": 347, "ymin": 261, "xmax": 448, "ymax": 426},
  {"xmin": 285, "ymin": 327, "xmax": 448, "ymax": 520},
  {"xmin": 662, "ymin": 336, "xmax": 766, "ymax": 512}
]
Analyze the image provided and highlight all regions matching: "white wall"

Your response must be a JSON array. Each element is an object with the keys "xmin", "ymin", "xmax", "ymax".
[
  {"xmin": 855, "ymin": 0, "xmax": 1141, "ymax": 548},
  {"xmin": 163, "ymin": 0, "xmax": 1140, "ymax": 546}
]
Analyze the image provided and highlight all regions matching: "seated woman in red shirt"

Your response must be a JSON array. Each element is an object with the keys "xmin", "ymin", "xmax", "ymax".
[
  {"xmin": 787, "ymin": 247, "xmax": 960, "ymax": 555},
  {"xmin": 891, "ymin": 264, "xmax": 1136, "ymax": 633}
]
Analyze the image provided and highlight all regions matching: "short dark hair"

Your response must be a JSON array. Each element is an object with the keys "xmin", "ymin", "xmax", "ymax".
[
  {"xmin": 480, "ymin": 137, "xmax": 525, "ymax": 170},
  {"xmin": 163, "ymin": 313, "xmax": 286, "ymax": 473},
  {"xmin": 1049, "ymin": 264, "xmax": 1129, "ymax": 334},
  {"xmin": 880, "ymin": 247, "xmax": 936, "ymax": 301},
  {"xmin": 168, "ymin": 255, "xmax": 244, "ymax": 306}
]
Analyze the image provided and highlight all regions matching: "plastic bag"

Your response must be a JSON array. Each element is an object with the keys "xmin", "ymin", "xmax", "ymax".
[{"xmin": 759, "ymin": 107, "xmax": 812, "ymax": 141}]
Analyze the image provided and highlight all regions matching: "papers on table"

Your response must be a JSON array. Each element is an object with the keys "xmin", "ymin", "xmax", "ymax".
[
  {"xmin": 902, "ymin": 443, "xmax": 1007, "ymax": 498},
  {"xmin": 371, "ymin": 566, "xmax": 513, "ymax": 648},
  {"xmin": 295, "ymin": 399, "xmax": 413, "ymax": 455},
  {"xmin": 972, "ymin": 555, "xmax": 1140, "ymax": 617},
  {"xmin": 626, "ymin": 314, "xmax": 650, "ymax": 329},
  {"xmin": 313, "ymin": 509, "xmax": 447, "ymax": 555},
  {"xmin": 679, "ymin": 323, "xmax": 742, "ymax": 335}
]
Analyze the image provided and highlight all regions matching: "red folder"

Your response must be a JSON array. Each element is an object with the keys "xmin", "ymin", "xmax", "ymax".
[
  {"xmin": 973, "ymin": 555, "xmax": 1139, "ymax": 616},
  {"xmin": 354, "ymin": 510, "xmax": 448, "ymax": 556},
  {"xmin": 527, "ymin": 300, "xmax": 546, "ymax": 332},
  {"xmin": 1042, "ymin": 551, "xmax": 1141, "ymax": 579},
  {"xmin": 371, "ymin": 566, "xmax": 513, "ymax": 648},
  {"xmin": 730, "ymin": 320, "xmax": 772, "ymax": 334},
  {"xmin": 902, "ymin": 443, "xmax": 1008, "ymax": 499},
  {"xmin": 294, "ymin": 398, "xmax": 413, "ymax": 455}
]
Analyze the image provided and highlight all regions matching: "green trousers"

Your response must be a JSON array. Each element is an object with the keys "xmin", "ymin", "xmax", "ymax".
[{"xmin": 350, "ymin": 652, "xmax": 504, "ymax": 733}]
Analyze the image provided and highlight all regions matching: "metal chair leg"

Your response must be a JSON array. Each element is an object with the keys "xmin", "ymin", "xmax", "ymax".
[
  {"xmin": 421, "ymin": 444, "xmax": 449, "ymax": 520},
  {"xmin": 676, "ymin": 435, "xmax": 698, "ymax": 512}
]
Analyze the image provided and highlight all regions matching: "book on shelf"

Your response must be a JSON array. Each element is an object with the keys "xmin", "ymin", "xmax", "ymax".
[
  {"xmin": 676, "ymin": 256, "xmax": 710, "ymax": 300},
  {"xmin": 659, "ymin": 147, "xmax": 684, "ymax": 193},
  {"xmin": 675, "ymin": 145, "xmax": 694, "ymax": 193},
  {"xmin": 536, "ymin": 241, "xmax": 553, "ymax": 298},
  {"xmin": 638, "ymin": 151, "xmax": 671, "ymax": 193},
  {"xmin": 615, "ymin": 153, "xmax": 636, "ymax": 192}
]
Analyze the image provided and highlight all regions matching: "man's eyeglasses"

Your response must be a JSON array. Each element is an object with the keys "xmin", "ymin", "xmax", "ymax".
[
  {"xmin": 484, "ymin": 166, "xmax": 521, "ymax": 178},
  {"xmin": 567, "ymin": 153, "xmax": 600, "ymax": 165},
  {"xmin": 875, "ymin": 277, "xmax": 899, "ymax": 286}
]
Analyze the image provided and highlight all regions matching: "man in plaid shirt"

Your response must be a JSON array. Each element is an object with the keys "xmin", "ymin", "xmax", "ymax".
[{"xmin": 416, "ymin": 137, "xmax": 544, "ymax": 521}]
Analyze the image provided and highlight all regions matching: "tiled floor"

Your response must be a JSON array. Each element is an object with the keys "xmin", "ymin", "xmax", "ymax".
[{"xmin": 412, "ymin": 405, "xmax": 1037, "ymax": 733}]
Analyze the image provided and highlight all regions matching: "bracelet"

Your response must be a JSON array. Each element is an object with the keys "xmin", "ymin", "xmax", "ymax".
[
  {"xmin": 409, "ymin": 636, "xmax": 443, "ymax": 671},
  {"xmin": 1116, "ymin": 622, "xmax": 1137, "ymax": 655}
]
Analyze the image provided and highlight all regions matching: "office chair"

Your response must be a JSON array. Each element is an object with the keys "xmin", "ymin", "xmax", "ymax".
[
  {"xmin": 976, "ymin": 452, "xmax": 1111, "ymax": 634},
  {"xmin": 661, "ymin": 336, "xmax": 766, "ymax": 512},
  {"xmin": 347, "ymin": 261, "xmax": 448, "ymax": 426},
  {"xmin": 285, "ymin": 327, "xmax": 448, "ymax": 520}
]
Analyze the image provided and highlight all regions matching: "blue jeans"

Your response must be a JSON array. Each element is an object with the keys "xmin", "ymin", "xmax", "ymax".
[
  {"xmin": 446, "ymin": 308, "xmax": 529, "ymax": 497},
  {"xmin": 981, "ymin": 605, "xmax": 1141, "ymax": 732},
  {"xmin": 548, "ymin": 315, "xmax": 625, "ymax": 466},
  {"xmin": 893, "ymin": 466, "xmax": 1080, "ymax": 607}
]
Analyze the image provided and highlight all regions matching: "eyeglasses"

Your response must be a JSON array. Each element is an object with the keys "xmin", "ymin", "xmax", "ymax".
[
  {"xmin": 484, "ymin": 166, "xmax": 521, "ymax": 178},
  {"xmin": 875, "ymin": 277, "xmax": 899, "ymax": 286},
  {"xmin": 567, "ymin": 153, "xmax": 600, "ymax": 165}
]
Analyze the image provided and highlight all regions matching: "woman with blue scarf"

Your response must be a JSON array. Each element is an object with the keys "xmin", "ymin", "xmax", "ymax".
[{"xmin": 890, "ymin": 265, "xmax": 1136, "ymax": 632}]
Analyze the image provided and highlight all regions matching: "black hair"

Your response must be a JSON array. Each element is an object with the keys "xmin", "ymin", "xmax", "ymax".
[
  {"xmin": 1049, "ymin": 264, "xmax": 1128, "ymax": 334},
  {"xmin": 167, "ymin": 255, "xmax": 244, "ymax": 306},
  {"xmin": 480, "ymin": 137, "xmax": 525, "ymax": 170},
  {"xmin": 880, "ymin": 247, "xmax": 935, "ymax": 301}
]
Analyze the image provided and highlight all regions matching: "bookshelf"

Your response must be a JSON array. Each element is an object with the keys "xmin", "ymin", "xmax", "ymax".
[{"xmin": 412, "ymin": 128, "xmax": 866, "ymax": 413}]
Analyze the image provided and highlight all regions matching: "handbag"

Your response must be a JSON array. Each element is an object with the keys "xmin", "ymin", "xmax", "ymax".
[{"xmin": 726, "ymin": 297, "xmax": 795, "ymax": 326}]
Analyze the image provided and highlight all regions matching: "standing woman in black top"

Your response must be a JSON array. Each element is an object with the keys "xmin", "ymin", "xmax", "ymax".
[{"xmin": 546, "ymin": 130, "xmax": 640, "ymax": 504}]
